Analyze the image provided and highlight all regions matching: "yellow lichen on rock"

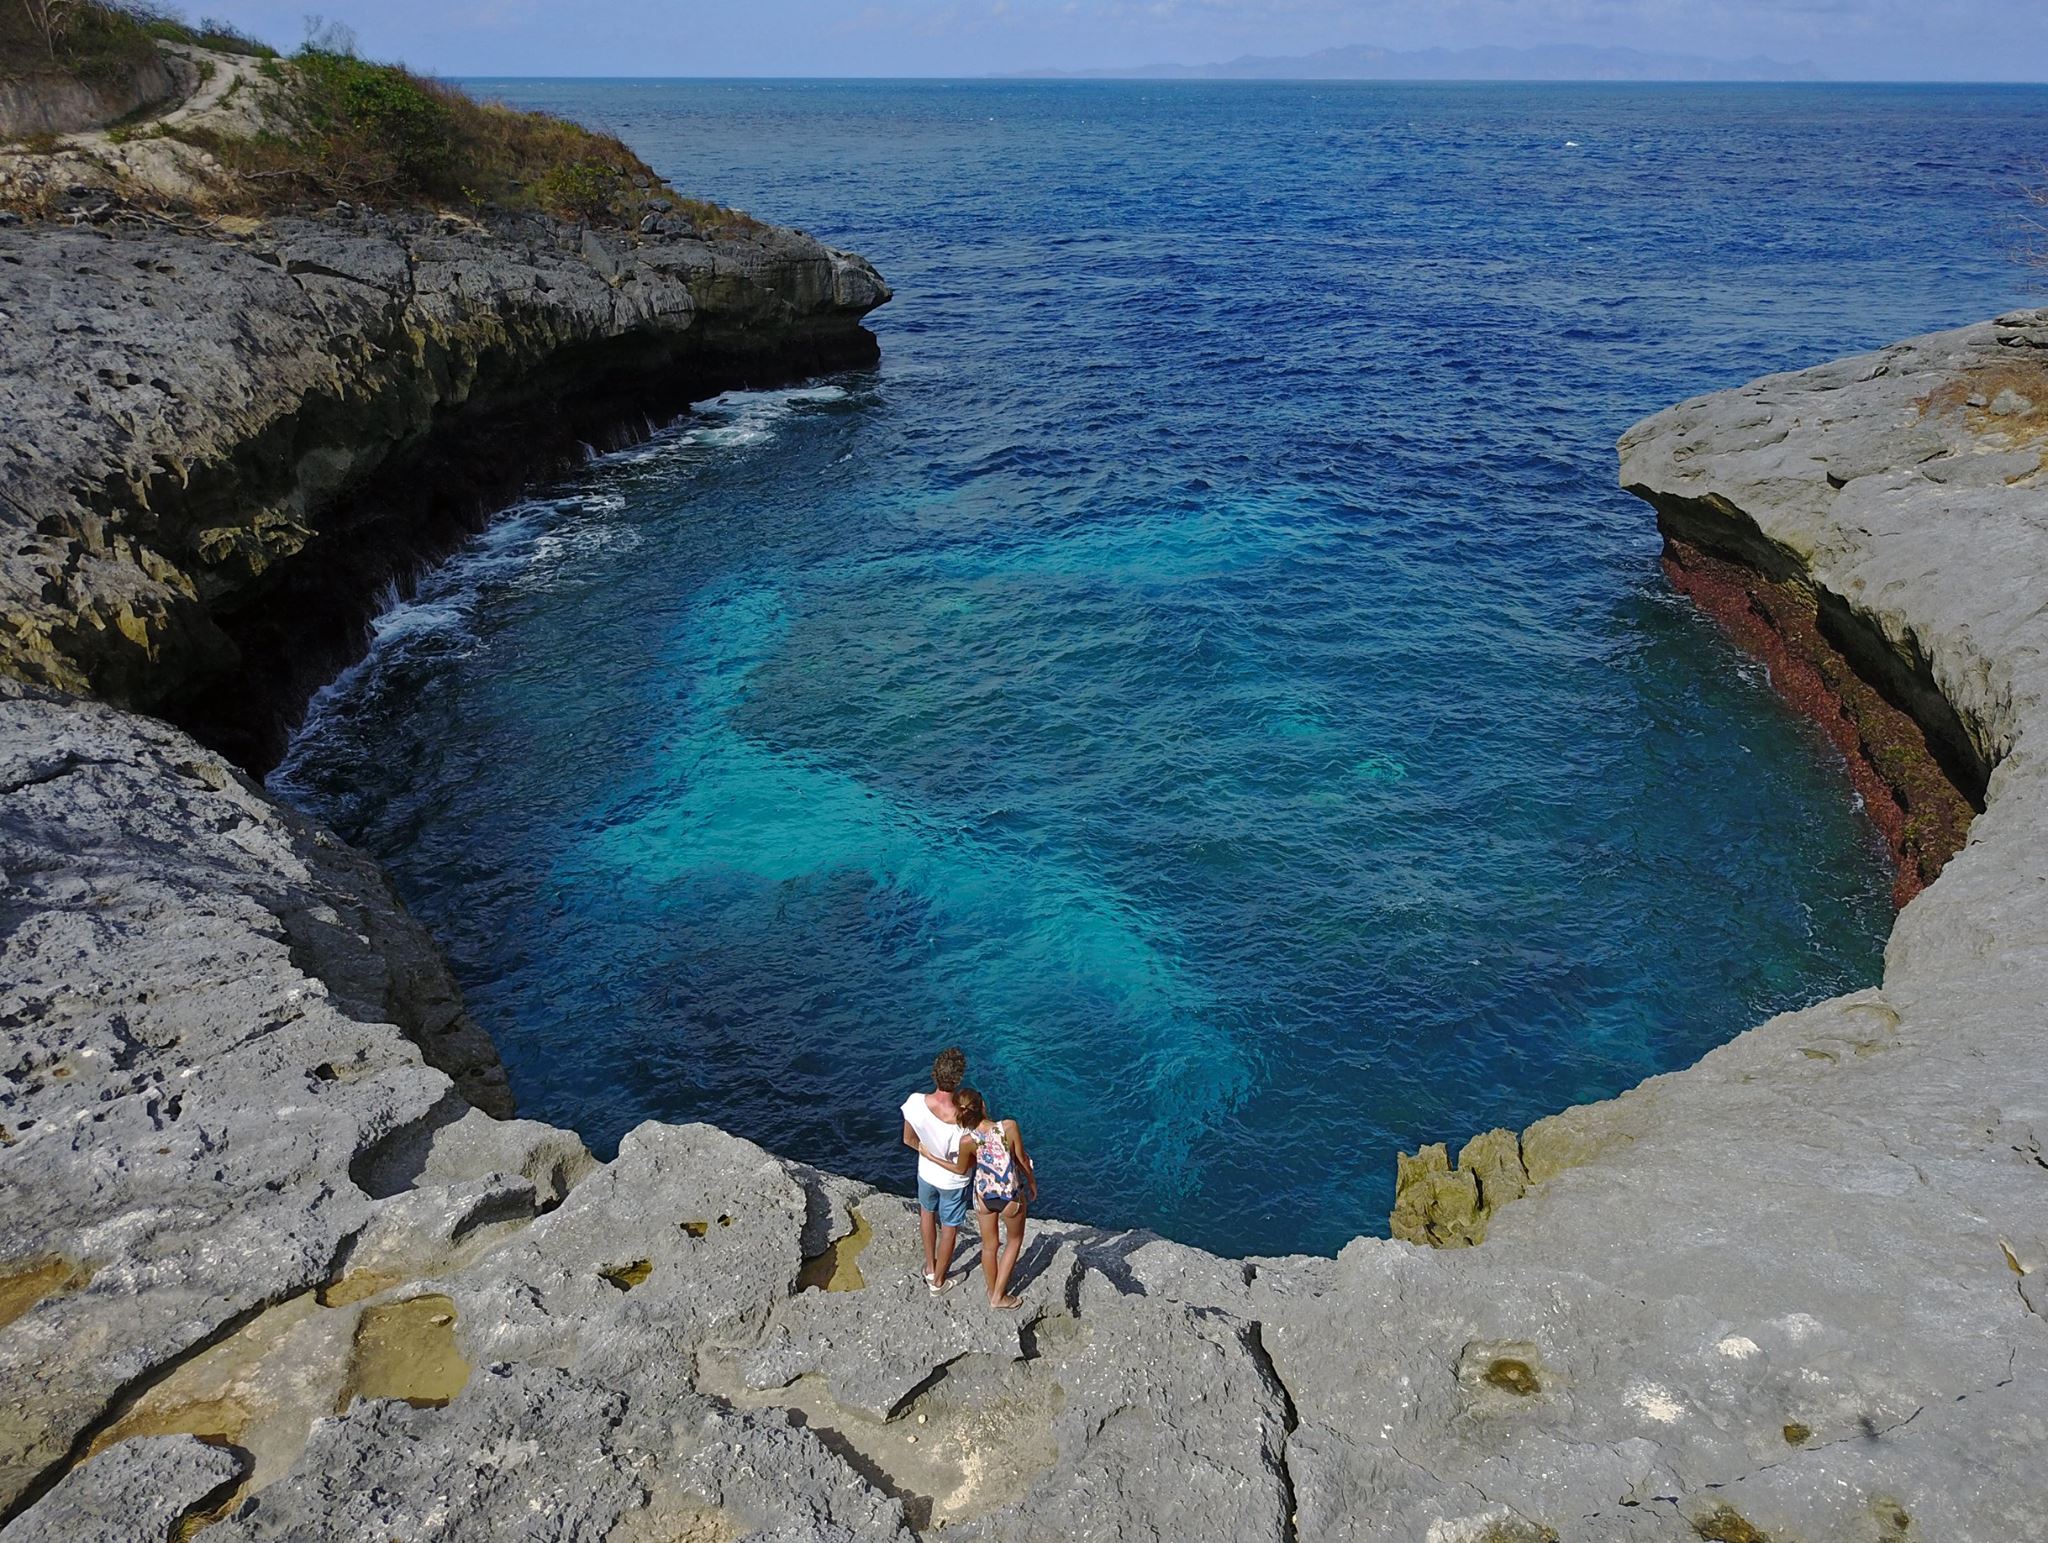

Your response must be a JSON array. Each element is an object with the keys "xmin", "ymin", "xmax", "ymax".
[
  {"xmin": 600, "ymin": 1259, "xmax": 654, "ymax": 1291},
  {"xmin": 796, "ymin": 1205, "xmax": 872, "ymax": 1293},
  {"xmin": 96, "ymin": 1393, "xmax": 253, "ymax": 1454},
  {"xmin": 1391, "ymin": 1128, "xmax": 1532, "ymax": 1247},
  {"xmin": 317, "ymin": 1269, "xmax": 411, "ymax": 1308},
  {"xmin": 337, "ymin": 1294, "xmax": 469, "ymax": 1412},
  {"xmin": 1390, "ymin": 1141, "xmax": 1482, "ymax": 1246},
  {"xmin": 0, "ymin": 1256, "xmax": 91, "ymax": 1330}
]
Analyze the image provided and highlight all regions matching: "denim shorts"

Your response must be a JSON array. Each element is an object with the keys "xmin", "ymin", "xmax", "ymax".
[{"xmin": 917, "ymin": 1176, "xmax": 970, "ymax": 1229}]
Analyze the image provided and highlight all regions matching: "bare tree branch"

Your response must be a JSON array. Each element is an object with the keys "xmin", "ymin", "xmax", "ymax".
[{"xmin": 20, "ymin": 0, "xmax": 84, "ymax": 60}]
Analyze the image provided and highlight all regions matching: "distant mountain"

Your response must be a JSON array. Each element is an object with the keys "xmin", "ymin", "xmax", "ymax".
[{"xmin": 1015, "ymin": 43, "xmax": 1823, "ymax": 83}]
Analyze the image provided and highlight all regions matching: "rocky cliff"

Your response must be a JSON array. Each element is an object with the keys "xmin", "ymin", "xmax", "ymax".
[
  {"xmin": 0, "ymin": 49, "xmax": 180, "ymax": 139},
  {"xmin": 2, "ymin": 213, "xmax": 2044, "ymax": 1541},
  {"xmin": 0, "ymin": 210, "xmax": 887, "ymax": 769}
]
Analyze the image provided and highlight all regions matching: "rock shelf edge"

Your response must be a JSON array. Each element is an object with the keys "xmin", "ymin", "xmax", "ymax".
[
  {"xmin": 0, "ymin": 209, "xmax": 889, "ymax": 774},
  {"xmin": 3, "ymin": 306, "xmax": 2045, "ymax": 1538}
]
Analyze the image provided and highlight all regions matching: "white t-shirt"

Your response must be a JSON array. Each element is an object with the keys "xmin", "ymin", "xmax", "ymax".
[{"xmin": 902, "ymin": 1091, "xmax": 968, "ymax": 1190}]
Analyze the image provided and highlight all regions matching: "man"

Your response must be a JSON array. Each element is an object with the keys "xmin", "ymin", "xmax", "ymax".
[{"xmin": 901, "ymin": 1046, "xmax": 970, "ymax": 1292}]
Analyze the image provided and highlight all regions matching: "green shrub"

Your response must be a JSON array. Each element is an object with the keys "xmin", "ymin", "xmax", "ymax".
[
  {"xmin": 531, "ymin": 159, "xmax": 624, "ymax": 221},
  {"xmin": 293, "ymin": 47, "xmax": 451, "ymax": 186},
  {"xmin": 139, "ymin": 15, "xmax": 270, "ymax": 56},
  {"xmin": 1, "ymin": 0, "xmax": 158, "ymax": 83},
  {"xmin": 188, "ymin": 16, "xmax": 276, "ymax": 57},
  {"xmin": 3, "ymin": 3, "xmax": 271, "ymax": 80},
  {"xmin": 5, "ymin": 1, "xmax": 759, "ymax": 233}
]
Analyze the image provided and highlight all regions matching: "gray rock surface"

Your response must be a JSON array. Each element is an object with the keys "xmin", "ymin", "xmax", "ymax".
[
  {"xmin": 0, "ymin": 679, "xmax": 501, "ymax": 1512},
  {"xmin": 3, "ymin": 1434, "xmax": 243, "ymax": 1543},
  {"xmin": 0, "ymin": 51, "xmax": 182, "ymax": 140},
  {"xmin": 0, "ymin": 205, "xmax": 887, "ymax": 740},
  {"xmin": 5, "ymin": 305, "xmax": 2046, "ymax": 1536}
]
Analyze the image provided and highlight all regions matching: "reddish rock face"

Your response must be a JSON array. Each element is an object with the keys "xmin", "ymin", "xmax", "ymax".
[{"xmin": 1659, "ymin": 533, "xmax": 1976, "ymax": 908}]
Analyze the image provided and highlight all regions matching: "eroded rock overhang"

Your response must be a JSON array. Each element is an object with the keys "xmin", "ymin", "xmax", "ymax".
[{"xmin": 0, "ymin": 209, "xmax": 889, "ymax": 773}]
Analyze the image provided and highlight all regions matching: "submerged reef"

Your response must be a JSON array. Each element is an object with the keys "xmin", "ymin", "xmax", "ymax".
[{"xmin": 2, "ymin": 50, "xmax": 2045, "ymax": 1529}]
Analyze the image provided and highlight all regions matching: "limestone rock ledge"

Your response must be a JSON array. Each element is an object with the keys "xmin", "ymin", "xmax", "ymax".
[
  {"xmin": 0, "ymin": 49, "xmax": 183, "ymax": 141},
  {"xmin": 0, "ymin": 209, "xmax": 888, "ymax": 769},
  {"xmin": 4, "ymin": 315, "xmax": 2047, "ymax": 1537}
]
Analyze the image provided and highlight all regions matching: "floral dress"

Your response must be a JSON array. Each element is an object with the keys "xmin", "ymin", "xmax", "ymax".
[{"xmin": 972, "ymin": 1120, "xmax": 1020, "ymax": 1210}]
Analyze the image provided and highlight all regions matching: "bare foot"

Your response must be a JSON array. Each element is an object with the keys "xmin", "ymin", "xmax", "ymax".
[{"xmin": 989, "ymin": 1293, "xmax": 1022, "ymax": 1310}]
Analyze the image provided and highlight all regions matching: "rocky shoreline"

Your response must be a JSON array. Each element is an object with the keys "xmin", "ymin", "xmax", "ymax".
[
  {"xmin": 4, "ymin": 195, "xmax": 2045, "ymax": 1540},
  {"xmin": 0, "ymin": 209, "xmax": 887, "ymax": 772},
  {"xmin": 1656, "ymin": 532, "xmax": 1980, "ymax": 908}
]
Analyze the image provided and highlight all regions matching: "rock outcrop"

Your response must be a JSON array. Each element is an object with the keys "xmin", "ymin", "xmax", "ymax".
[
  {"xmin": 0, "ymin": 50, "xmax": 181, "ymax": 140},
  {"xmin": 0, "ymin": 208, "xmax": 887, "ymax": 768},
  {"xmin": 4, "ymin": 251, "xmax": 2046, "ymax": 1536}
]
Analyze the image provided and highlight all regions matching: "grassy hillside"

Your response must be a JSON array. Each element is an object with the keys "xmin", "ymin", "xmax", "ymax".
[
  {"xmin": 3, "ymin": 2, "xmax": 750, "ymax": 230},
  {"xmin": 1, "ymin": 3, "xmax": 271, "ymax": 82}
]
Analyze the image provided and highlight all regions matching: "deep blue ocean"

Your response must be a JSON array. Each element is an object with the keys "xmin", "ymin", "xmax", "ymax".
[{"xmin": 276, "ymin": 81, "xmax": 2043, "ymax": 1257}]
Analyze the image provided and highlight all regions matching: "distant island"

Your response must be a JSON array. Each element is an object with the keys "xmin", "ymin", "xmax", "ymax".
[{"xmin": 1011, "ymin": 42, "xmax": 1823, "ymax": 82}]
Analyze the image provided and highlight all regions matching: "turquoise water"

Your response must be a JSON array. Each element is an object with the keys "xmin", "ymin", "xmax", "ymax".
[{"xmin": 276, "ymin": 82, "xmax": 2041, "ymax": 1256}]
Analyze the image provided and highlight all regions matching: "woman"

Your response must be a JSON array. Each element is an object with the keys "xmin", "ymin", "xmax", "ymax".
[{"xmin": 919, "ymin": 1086, "xmax": 1036, "ymax": 1309}]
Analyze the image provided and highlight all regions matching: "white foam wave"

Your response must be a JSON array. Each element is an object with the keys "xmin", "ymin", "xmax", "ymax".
[
  {"xmin": 369, "ymin": 600, "xmax": 468, "ymax": 644},
  {"xmin": 277, "ymin": 382, "xmax": 855, "ymax": 786},
  {"xmin": 525, "ymin": 522, "xmax": 645, "ymax": 577},
  {"xmin": 611, "ymin": 384, "xmax": 850, "ymax": 466}
]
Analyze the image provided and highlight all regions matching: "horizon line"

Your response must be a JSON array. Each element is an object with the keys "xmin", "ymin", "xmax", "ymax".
[{"xmin": 442, "ymin": 72, "xmax": 2048, "ymax": 85}]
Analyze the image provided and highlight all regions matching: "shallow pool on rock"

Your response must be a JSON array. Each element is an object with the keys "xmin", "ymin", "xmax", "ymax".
[{"xmin": 276, "ymin": 80, "xmax": 2040, "ymax": 1256}]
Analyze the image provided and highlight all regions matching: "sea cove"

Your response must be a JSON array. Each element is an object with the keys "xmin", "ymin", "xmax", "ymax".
[
  {"xmin": 7, "ymin": 10, "xmax": 2048, "ymax": 1530},
  {"xmin": 277, "ymin": 81, "xmax": 2033, "ymax": 1256}
]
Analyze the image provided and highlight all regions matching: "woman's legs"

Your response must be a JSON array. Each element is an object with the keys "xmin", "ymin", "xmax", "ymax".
[
  {"xmin": 990, "ymin": 1200, "xmax": 1028, "ymax": 1306},
  {"xmin": 974, "ymin": 1201, "xmax": 1001, "ymax": 1295}
]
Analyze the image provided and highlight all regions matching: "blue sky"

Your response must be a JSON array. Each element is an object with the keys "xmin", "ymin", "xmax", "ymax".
[{"xmin": 197, "ymin": 0, "xmax": 2047, "ymax": 81}]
